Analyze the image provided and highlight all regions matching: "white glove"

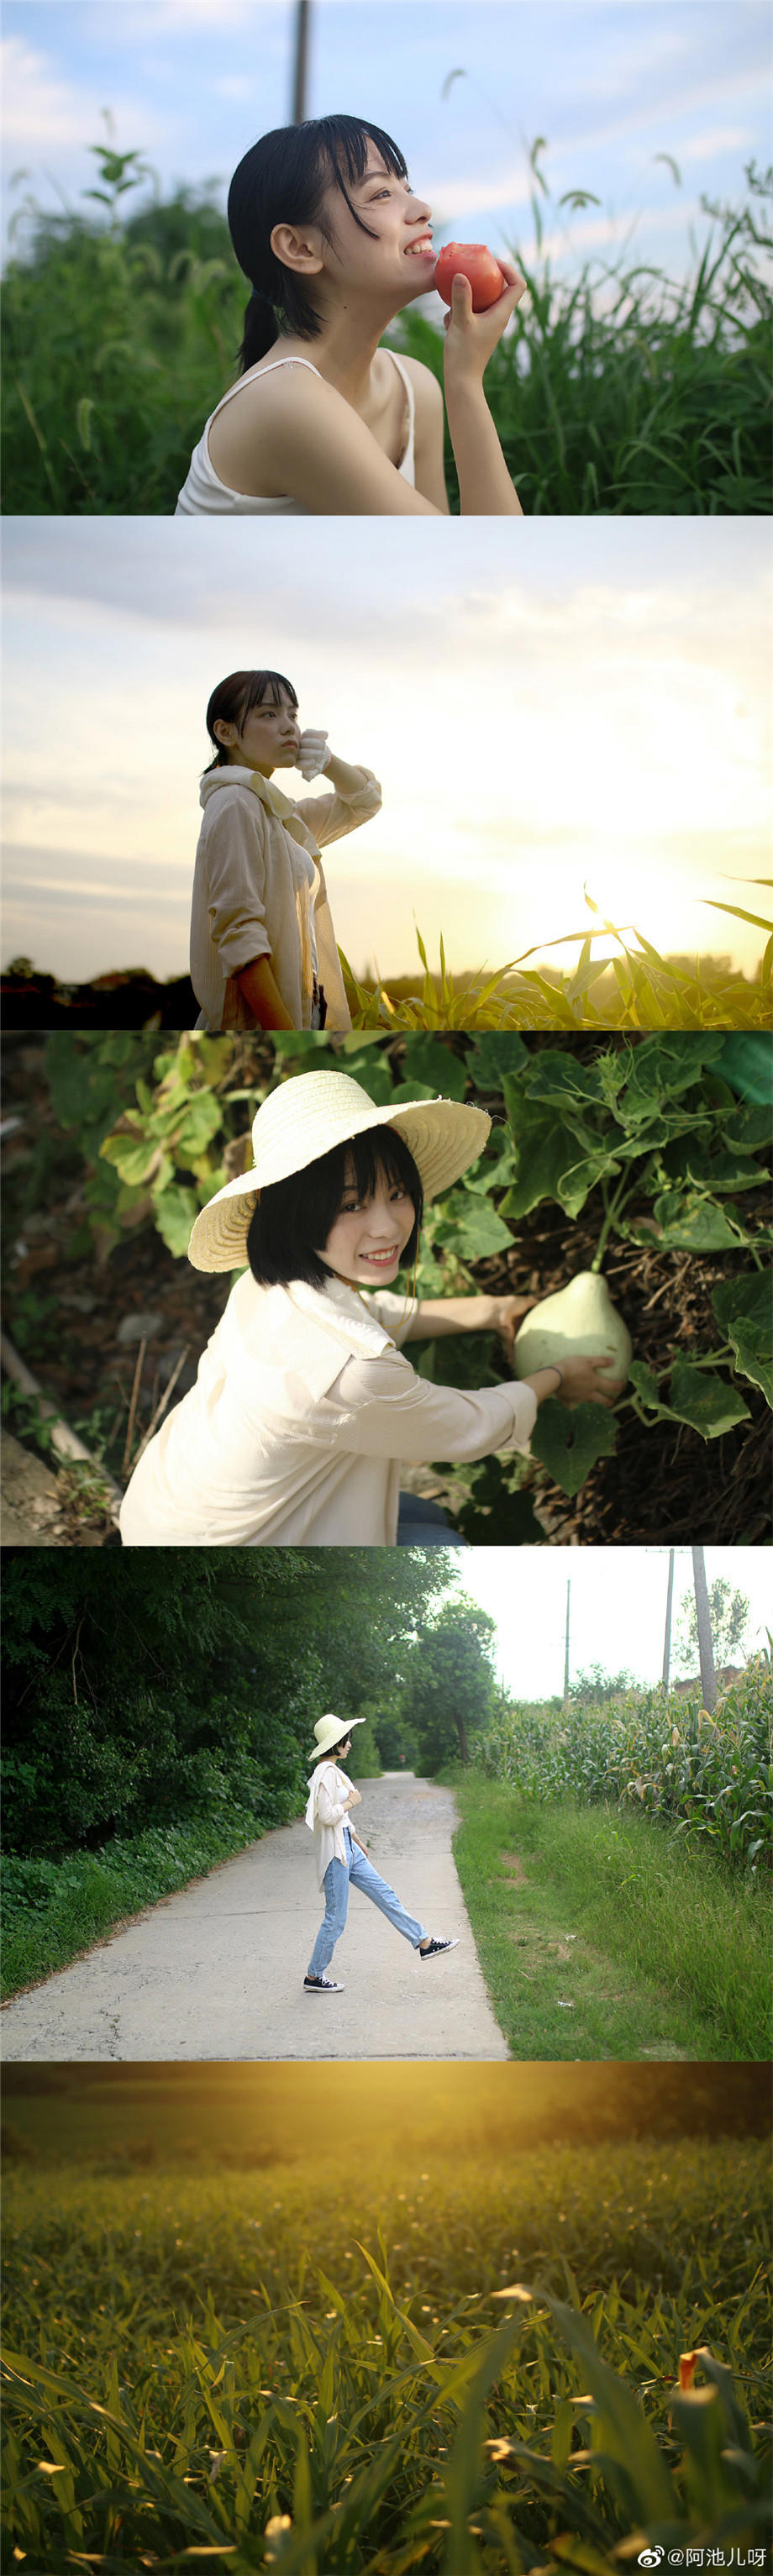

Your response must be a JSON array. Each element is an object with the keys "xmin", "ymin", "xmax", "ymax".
[{"xmin": 297, "ymin": 728, "xmax": 329, "ymax": 781}]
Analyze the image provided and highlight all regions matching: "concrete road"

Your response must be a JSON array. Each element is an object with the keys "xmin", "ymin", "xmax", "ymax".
[{"xmin": 1, "ymin": 1774, "xmax": 508, "ymax": 2063}]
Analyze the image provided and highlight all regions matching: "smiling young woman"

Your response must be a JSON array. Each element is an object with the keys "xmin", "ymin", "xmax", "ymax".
[
  {"xmin": 118, "ymin": 1071, "xmax": 621, "ymax": 1551},
  {"xmin": 176, "ymin": 113, "xmax": 524, "ymax": 516}
]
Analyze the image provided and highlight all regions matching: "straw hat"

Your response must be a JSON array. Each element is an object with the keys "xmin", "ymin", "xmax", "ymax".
[
  {"xmin": 308, "ymin": 1712, "xmax": 364, "ymax": 1763},
  {"xmin": 188, "ymin": 1070, "xmax": 491, "ymax": 1274}
]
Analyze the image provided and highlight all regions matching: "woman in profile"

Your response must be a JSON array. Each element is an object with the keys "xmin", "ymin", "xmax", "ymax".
[{"xmin": 176, "ymin": 113, "xmax": 524, "ymax": 516}]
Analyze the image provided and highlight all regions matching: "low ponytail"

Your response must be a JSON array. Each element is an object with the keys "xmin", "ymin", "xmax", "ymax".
[{"xmin": 239, "ymin": 283, "xmax": 279, "ymax": 371}]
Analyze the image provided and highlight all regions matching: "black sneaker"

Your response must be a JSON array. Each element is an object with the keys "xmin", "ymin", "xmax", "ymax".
[
  {"xmin": 418, "ymin": 1937, "xmax": 459, "ymax": 1960},
  {"xmin": 303, "ymin": 1973, "xmax": 344, "ymax": 1992}
]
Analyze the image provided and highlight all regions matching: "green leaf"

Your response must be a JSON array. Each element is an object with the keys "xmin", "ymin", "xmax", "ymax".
[
  {"xmin": 665, "ymin": 1357, "xmax": 750, "ymax": 1438},
  {"xmin": 530, "ymin": 1397, "xmax": 618, "ymax": 1497},
  {"xmin": 500, "ymin": 1099, "xmax": 616, "ymax": 1220},
  {"xmin": 176, "ymin": 1093, "xmax": 224, "ymax": 1159},
  {"xmin": 154, "ymin": 1184, "xmax": 201, "ymax": 1259},
  {"xmin": 712, "ymin": 1269, "xmax": 772, "ymax": 1339},
  {"xmin": 398, "ymin": 1034, "xmax": 469, "ymax": 1099},
  {"xmin": 441, "ymin": 1189, "xmax": 513, "ymax": 1258},
  {"xmin": 628, "ymin": 1360, "xmax": 666, "ymax": 1412},
  {"xmin": 726, "ymin": 1317, "xmax": 773, "ymax": 1407},
  {"xmin": 623, "ymin": 1034, "xmax": 724, "ymax": 1111},
  {"xmin": 467, "ymin": 1033, "xmax": 530, "ymax": 1087},
  {"xmin": 520, "ymin": 1051, "xmax": 605, "ymax": 1109},
  {"xmin": 649, "ymin": 1190, "xmax": 747, "ymax": 1249},
  {"xmin": 98, "ymin": 1133, "xmax": 156, "ymax": 1186}
]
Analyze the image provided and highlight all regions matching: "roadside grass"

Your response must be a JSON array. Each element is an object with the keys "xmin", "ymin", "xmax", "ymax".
[
  {"xmin": 447, "ymin": 1771, "xmax": 771, "ymax": 2062},
  {"xmin": 0, "ymin": 1806, "xmax": 270, "ymax": 2000}
]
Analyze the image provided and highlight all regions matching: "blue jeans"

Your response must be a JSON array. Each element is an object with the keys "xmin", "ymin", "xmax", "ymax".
[
  {"xmin": 397, "ymin": 1491, "xmax": 466, "ymax": 1548},
  {"xmin": 308, "ymin": 1828, "xmax": 427, "ymax": 1977}
]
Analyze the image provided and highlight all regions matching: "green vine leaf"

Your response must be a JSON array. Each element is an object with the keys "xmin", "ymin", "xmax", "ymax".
[
  {"xmin": 529, "ymin": 1397, "xmax": 618, "ymax": 1497},
  {"xmin": 665, "ymin": 1358, "xmax": 750, "ymax": 1438}
]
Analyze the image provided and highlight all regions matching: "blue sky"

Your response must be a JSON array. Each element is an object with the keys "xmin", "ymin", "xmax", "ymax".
[
  {"xmin": 3, "ymin": 514, "xmax": 770, "ymax": 984},
  {"xmin": 3, "ymin": 0, "xmax": 770, "ymax": 287}
]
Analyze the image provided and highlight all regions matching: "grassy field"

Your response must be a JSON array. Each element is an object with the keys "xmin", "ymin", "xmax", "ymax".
[
  {"xmin": 2, "ymin": 153, "xmax": 770, "ymax": 515},
  {"xmin": 448, "ymin": 1772, "xmax": 773, "ymax": 2062},
  {"xmin": 3, "ymin": 2111, "xmax": 770, "ymax": 2573},
  {"xmin": 341, "ymin": 922, "xmax": 771, "ymax": 1032}
]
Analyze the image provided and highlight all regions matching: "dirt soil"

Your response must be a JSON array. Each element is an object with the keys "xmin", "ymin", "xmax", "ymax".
[{"xmin": 2, "ymin": 1036, "xmax": 770, "ymax": 1548}]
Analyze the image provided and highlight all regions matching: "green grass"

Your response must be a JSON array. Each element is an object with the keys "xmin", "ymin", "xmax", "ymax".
[
  {"xmin": 341, "ymin": 906, "xmax": 772, "ymax": 1032},
  {"xmin": 0, "ymin": 1806, "xmax": 271, "ymax": 2000},
  {"xmin": 448, "ymin": 1773, "xmax": 772, "ymax": 2061},
  {"xmin": 2, "ymin": 149, "xmax": 770, "ymax": 514},
  {"xmin": 2, "ymin": 2132, "xmax": 770, "ymax": 2571}
]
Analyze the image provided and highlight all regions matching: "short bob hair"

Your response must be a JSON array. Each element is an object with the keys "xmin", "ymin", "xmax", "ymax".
[
  {"xmin": 204, "ymin": 669, "xmax": 297, "ymax": 771},
  {"xmin": 246, "ymin": 1126, "xmax": 423, "ymax": 1291}
]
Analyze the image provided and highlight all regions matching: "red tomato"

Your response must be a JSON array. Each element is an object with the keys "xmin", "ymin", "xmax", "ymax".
[{"xmin": 434, "ymin": 241, "xmax": 507, "ymax": 312}]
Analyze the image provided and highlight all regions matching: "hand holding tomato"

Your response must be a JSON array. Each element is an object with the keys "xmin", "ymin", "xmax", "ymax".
[
  {"xmin": 439, "ymin": 255, "xmax": 527, "ymax": 388},
  {"xmin": 435, "ymin": 242, "xmax": 508, "ymax": 311}
]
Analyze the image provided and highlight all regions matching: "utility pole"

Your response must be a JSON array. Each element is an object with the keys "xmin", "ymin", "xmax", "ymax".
[
  {"xmin": 662, "ymin": 1548, "xmax": 675, "ymax": 1688},
  {"xmin": 691, "ymin": 1546, "xmax": 718, "ymax": 1711},
  {"xmin": 563, "ymin": 1579, "xmax": 571, "ymax": 1710},
  {"xmin": 292, "ymin": 0, "xmax": 310, "ymax": 124}
]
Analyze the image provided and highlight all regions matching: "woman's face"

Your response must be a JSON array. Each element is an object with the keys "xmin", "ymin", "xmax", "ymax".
[
  {"xmin": 318, "ymin": 150, "xmax": 436, "ymax": 308},
  {"xmin": 215, "ymin": 686, "xmax": 300, "ymax": 775},
  {"xmin": 320, "ymin": 1154, "xmax": 415, "ymax": 1289}
]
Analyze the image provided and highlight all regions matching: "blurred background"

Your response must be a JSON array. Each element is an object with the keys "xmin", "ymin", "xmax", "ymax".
[
  {"xmin": 3, "ymin": 516, "xmax": 770, "ymax": 995},
  {"xmin": 3, "ymin": 0, "xmax": 771, "ymax": 514}
]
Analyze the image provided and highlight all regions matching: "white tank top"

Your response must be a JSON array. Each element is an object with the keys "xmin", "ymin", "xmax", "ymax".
[{"xmin": 176, "ymin": 350, "xmax": 416, "ymax": 514}]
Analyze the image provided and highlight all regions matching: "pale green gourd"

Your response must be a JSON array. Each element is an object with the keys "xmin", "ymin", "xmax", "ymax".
[{"xmin": 513, "ymin": 1270, "xmax": 632, "ymax": 1383}]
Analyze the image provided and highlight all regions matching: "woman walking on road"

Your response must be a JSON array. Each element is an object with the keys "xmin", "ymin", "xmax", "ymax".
[{"xmin": 304, "ymin": 1714, "xmax": 456, "ymax": 1991}]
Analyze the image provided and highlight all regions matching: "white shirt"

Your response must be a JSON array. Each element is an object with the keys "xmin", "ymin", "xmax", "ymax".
[
  {"xmin": 190, "ymin": 765, "xmax": 381, "ymax": 1033},
  {"xmin": 176, "ymin": 350, "xmax": 417, "ymax": 515},
  {"xmin": 118, "ymin": 1275, "xmax": 537, "ymax": 1548},
  {"xmin": 305, "ymin": 1760, "xmax": 355, "ymax": 1886}
]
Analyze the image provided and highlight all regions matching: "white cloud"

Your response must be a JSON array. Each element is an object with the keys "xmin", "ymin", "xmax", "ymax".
[{"xmin": 0, "ymin": 34, "xmax": 171, "ymax": 165}]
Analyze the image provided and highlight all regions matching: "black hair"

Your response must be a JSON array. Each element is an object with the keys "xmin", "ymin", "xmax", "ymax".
[
  {"xmin": 245, "ymin": 1125, "xmax": 423, "ymax": 1290},
  {"xmin": 228, "ymin": 113, "xmax": 408, "ymax": 371},
  {"xmin": 204, "ymin": 669, "xmax": 297, "ymax": 770}
]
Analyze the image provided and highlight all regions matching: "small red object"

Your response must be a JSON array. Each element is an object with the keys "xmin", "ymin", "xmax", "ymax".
[{"xmin": 434, "ymin": 241, "xmax": 507, "ymax": 312}]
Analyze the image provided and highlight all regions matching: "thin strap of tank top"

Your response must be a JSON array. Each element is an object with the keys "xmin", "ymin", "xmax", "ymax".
[
  {"xmin": 211, "ymin": 349, "xmax": 413, "ymax": 424},
  {"xmin": 210, "ymin": 357, "xmax": 323, "ymax": 421}
]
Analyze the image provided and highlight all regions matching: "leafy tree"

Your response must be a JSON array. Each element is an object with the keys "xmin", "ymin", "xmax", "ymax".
[
  {"xmin": 400, "ymin": 1599, "xmax": 498, "ymax": 1770},
  {"xmin": 1, "ymin": 1550, "xmax": 451, "ymax": 1855},
  {"xmin": 569, "ymin": 1664, "xmax": 636, "ymax": 1706},
  {"xmin": 674, "ymin": 1575, "xmax": 751, "ymax": 1675}
]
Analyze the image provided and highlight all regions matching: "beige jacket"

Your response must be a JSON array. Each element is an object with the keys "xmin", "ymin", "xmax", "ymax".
[
  {"xmin": 118, "ymin": 1275, "xmax": 537, "ymax": 1549},
  {"xmin": 190, "ymin": 765, "xmax": 381, "ymax": 1031}
]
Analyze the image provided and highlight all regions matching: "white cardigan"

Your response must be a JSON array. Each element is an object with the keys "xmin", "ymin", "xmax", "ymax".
[
  {"xmin": 305, "ymin": 1760, "xmax": 354, "ymax": 1886},
  {"xmin": 118, "ymin": 1275, "xmax": 537, "ymax": 1548}
]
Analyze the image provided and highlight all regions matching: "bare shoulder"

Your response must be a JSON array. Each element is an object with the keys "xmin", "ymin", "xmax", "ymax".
[{"xmin": 395, "ymin": 351, "xmax": 444, "ymax": 418}]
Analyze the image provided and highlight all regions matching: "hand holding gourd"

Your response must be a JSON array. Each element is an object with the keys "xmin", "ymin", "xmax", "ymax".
[
  {"xmin": 513, "ymin": 1272, "xmax": 633, "ymax": 1409},
  {"xmin": 488, "ymin": 1292, "xmax": 539, "ymax": 1357}
]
